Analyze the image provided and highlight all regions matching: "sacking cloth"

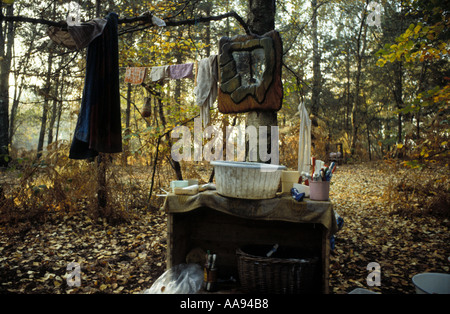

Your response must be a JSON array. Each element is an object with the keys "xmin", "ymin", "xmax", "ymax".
[
  {"xmin": 163, "ymin": 190, "xmax": 338, "ymax": 234},
  {"xmin": 48, "ymin": 18, "xmax": 107, "ymax": 50}
]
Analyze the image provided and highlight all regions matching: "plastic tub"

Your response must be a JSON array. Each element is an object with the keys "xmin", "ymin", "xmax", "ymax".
[
  {"xmin": 211, "ymin": 161, "xmax": 286, "ymax": 199},
  {"xmin": 170, "ymin": 180, "xmax": 188, "ymax": 193},
  {"xmin": 412, "ymin": 272, "xmax": 450, "ymax": 294}
]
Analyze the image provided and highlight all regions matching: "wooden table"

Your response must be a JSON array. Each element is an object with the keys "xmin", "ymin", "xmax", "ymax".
[{"xmin": 163, "ymin": 191, "xmax": 338, "ymax": 293}]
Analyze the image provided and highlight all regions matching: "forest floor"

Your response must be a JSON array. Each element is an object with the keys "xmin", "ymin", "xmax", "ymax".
[
  {"xmin": 329, "ymin": 161, "xmax": 449, "ymax": 294},
  {"xmin": 0, "ymin": 160, "xmax": 448, "ymax": 294}
]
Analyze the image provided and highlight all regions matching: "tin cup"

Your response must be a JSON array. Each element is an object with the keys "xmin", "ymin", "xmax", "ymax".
[{"xmin": 309, "ymin": 181, "xmax": 330, "ymax": 201}]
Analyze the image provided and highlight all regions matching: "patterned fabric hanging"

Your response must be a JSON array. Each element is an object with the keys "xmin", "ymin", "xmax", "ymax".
[{"xmin": 124, "ymin": 67, "xmax": 147, "ymax": 85}]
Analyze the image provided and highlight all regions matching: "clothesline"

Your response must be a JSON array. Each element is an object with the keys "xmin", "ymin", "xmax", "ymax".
[
  {"xmin": 122, "ymin": 61, "xmax": 200, "ymax": 85},
  {"xmin": 124, "ymin": 55, "xmax": 219, "ymax": 128},
  {"xmin": 47, "ymin": 11, "xmax": 220, "ymax": 160}
]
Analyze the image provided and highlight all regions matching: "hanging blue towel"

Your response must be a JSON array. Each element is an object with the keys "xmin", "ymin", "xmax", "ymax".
[{"xmin": 69, "ymin": 13, "xmax": 122, "ymax": 159}]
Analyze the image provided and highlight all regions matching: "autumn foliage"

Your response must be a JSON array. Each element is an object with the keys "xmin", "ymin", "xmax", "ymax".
[{"xmin": 0, "ymin": 0, "xmax": 449, "ymax": 295}]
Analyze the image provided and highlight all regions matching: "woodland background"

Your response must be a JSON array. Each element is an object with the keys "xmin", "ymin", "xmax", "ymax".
[
  {"xmin": 0, "ymin": 0, "xmax": 448, "ymax": 294},
  {"xmin": 0, "ymin": 0, "xmax": 448, "ymax": 169}
]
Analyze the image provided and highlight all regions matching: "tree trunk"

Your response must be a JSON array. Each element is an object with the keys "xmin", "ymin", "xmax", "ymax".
[
  {"xmin": 55, "ymin": 78, "xmax": 64, "ymax": 143},
  {"xmin": 350, "ymin": 6, "xmax": 368, "ymax": 157},
  {"xmin": 10, "ymin": 26, "xmax": 35, "ymax": 145},
  {"xmin": 393, "ymin": 61, "xmax": 404, "ymax": 145},
  {"xmin": 0, "ymin": 3, "xmax": 14, "ymax": 166},
  {"xmin": 367, "ymin": 123, "xmax": 372, "ymax": 161},
  {"xmin": 203, "ymin": 3, "xmax": 212, "ymax": 57},
  {"xmin": 96, "ymin": 0, "xmax": 101, "ymax": 17},
  {"xmin": 96, "ymin": 153, "xmax": 108, "ymax": 216},
  {"xmin": 311, "ymin": 0, "xmax": 321, "ymax": 121},
  {"xmin": 122, "ymin": 82, "xmax": 131, "ymax": 165},
  {"xmin": 47, "ymin": 75, "xmax": 60, "ymax": 146},
  {"xmin": 345, "ymin": 42, "xmax": 351, "ymax": 133},
  {"xmin": 172, "ymin": 36, "xmax": 183, "ymax": 180},
  {"xmin": 174, "ymin": 28, "xmax": 184, "ymax": 109},
  {"xmin": 47, "ymin": 94, "xmax": 58, "ymax": 145},
  {"xmin": 36, "ymin": 52, "xmax": 53, "ymax": 159},
  {"xmin": 247, "ymin": 0, "xmax": 275, "ymax": 35},
  {"xmin": 157, "ymin": 86, "xmax": 182, "ymax": 180},
  {"xmin": 37, "ymin": 1, "xmax": 58, "ymax": 159},
  {"xmin": 246, "ymin": 0, "xmax": 278, "ymax": 163}
]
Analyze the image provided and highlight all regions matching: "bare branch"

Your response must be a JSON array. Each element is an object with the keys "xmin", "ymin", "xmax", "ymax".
[
  {"xmin": 0, "ymin": 10, "xmax": 251, "ymax": 35},
  {"xmin": 166, "ymin": 11, "xmax": 250, "ymax": 34},
  {"xmin": 1, "ymin": 15, "xmax": 64, "ymax": 28}
]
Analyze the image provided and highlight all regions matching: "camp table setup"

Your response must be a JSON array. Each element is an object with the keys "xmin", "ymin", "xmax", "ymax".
[
  {"xmin": 164, "ymin": 184, "xmax": 339, "ymax": 294},
  {"xmin": 157, "ymin": 28, "xmax": 343, "ymax": 294}
]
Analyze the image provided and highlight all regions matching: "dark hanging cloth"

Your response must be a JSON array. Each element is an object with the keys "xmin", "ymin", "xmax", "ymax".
[{"xmin": 69, "ymin": 13, "xmax": 122, "ymax": 159}]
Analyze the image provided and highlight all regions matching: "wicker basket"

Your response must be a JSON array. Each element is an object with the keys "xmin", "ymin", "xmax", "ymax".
[{"xmin": 236, "ymin": 245, "xmax": 319, "ymax": 294}]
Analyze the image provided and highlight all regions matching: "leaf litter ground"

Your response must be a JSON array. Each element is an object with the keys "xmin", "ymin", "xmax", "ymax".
[
  {"xmin": 329, "ymin": 161, "xmax": 449, "ymax": 294},
  {"xmin": 0, "ymin": 161, "xmax": 448, "ymax": 294}
]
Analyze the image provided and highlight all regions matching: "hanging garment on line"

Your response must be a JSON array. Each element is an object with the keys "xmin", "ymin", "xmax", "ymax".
[
  {"xmin": 69, "ymin": 12, "xmax": 122, "ymax": 159},
  {"xmin": 136, "ymin": 63, "xmax": 193, "ymax": 83},
  {"xmin": 297, "ymin": 102, "xmax": 311, "ymax": 174},
  {"xmin": 169, "ymin": 63, "xmax": 194, "ymax": 80},
  {"xmin": 150, "ymin": 65, "xmax": 170, "ymax": 82},
  {"xmin": 194, "ymin": 55, "xmax": 218, "ymax": 127},
  {"xmin": 124, "ymin": 67, "xmax": 147, "ymax": 85},
  {"xmin": 48, "ymin": 18, "xmax": 107, "ymax": 50},
  {"xmin": 142, "ymin": 97, "xmax": 152, "ymax": 118}
]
